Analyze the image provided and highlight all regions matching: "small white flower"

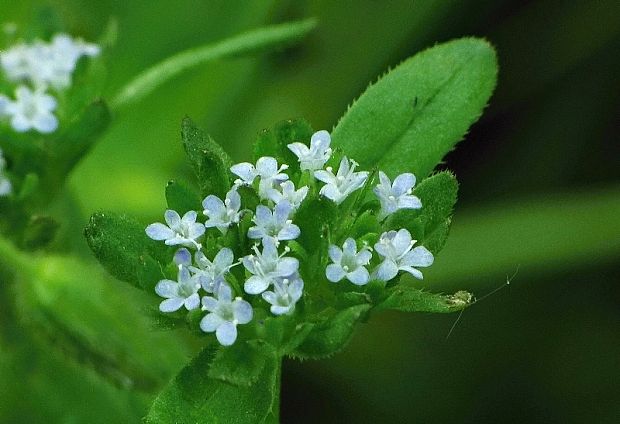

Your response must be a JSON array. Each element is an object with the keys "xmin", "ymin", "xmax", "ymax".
[
  {"xmin": 190, "ymin": 248, "xmax": 236, "ymax": 293},
  {"xmin": 231, "ymin": 156, "xmax": 289, "ymax": 199},
  {"xmin": 3, "ymin": 85, "xmax": 58, "ymax": 134},
  {"xmin": 145, "ymin": 210, "xmax": 205, "ymax": 249},
  {"xmin": 287, "ymin": 130, "xmax": 332, "ymax": 171},
  {"xmin": 326, "ymin": 238, "xmax": 372, "ymax": 285},
  {"xmin": 374, "ymin": 229, "xmax": 434, "ymax": 281},
  {"xmin": 202, "ymin": 188, "xmax": 241, "ymax": 234},
  {"xmin": 0, "ymin": 149, "xmax": 11, "ymax": 197},
  {"xmin": 200, "ymin": 283, "xmax": 253, "ymax": 346},
  {"xmin": 314, "ymin": 156, "xmax": 369, "ymax": 204},
  {"xmin": 248, "ymin": 201, "xmax": 300, "ymax": 242},
  {"xmin": 262, "ymin": 275, "xmax": 304, "ymax": 316},
  {"xmin": 266, "ymin": 180, "xmax": 308, "ymax": 211},
  {"xmin": 242, "ymin": 237, "xmax": 299, "ymax": 295},
  {"xmin": 155, "ymin": 266, "xmax": 201, "ymax": 313},
  {"xmin": 374, "ymin": 171, "xmax": 421, "ymax": 219},
  {"xmin": 0, "ymin": 43, "xmax": 35, "ymax": 82}
]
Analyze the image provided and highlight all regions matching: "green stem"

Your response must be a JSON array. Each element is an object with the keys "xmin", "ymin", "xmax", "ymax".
[{"xmin": 110, "ymin": 18, "xmax": 317, "ymax": 111}]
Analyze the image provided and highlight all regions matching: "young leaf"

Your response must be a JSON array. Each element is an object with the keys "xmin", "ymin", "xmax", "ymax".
[
  {"xmin": 295, "ymin": 196, "xmax": 338, "ymax": 253},
  {"xmin": 290, "ymin": 304, "xmax": 371, "ymax": 359},
  {"xmin": 165, "ymin": 179, "xmax": 202, "ymax": 214},
  {"xmin": 386, "ymin": 171, "xmax": 458, "ymax": 254},
  {"xmin": 181, "ymin": 117, "xmax": 232, "ymax": 198},
  {"xmin": 84, "ymin": 212, "xmax": 166, "ymax": 289},
  {"xmin": 376, "ymin": 285, "xmax": 472, "ymax": 313},
  {"xmin": 207, "ymin": 341, "xmax": 271, "ymax": 387},
  {"xmin": 146, "ymin": 346, "xmax": 281, "ymax": 424},
  {"xmin": 112, "ymin": 19, "xmax": 317, "ymax": 110},
  {"xmin": 331, "ymin": 38, "xmax": 498, "ymax": 179},
  {"xmin": 255, "ymin": 119, "xmax": 314, "ymax": 173}
]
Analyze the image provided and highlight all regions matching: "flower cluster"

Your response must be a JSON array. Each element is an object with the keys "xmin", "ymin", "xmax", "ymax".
[
  {"xmin": 146, "ymin": 129, "xmax": 433, "ymax": 346},
  {"xmin": 0, "ymin": 33, "xmax": 100, "ymax": 134}
]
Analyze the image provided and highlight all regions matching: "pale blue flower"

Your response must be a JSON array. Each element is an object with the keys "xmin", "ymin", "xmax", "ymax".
[
  {"xmin": 326, "ymin": 238, "xmax": 372, "ymax": 285},
  {"xmin": 155, "ymin": 266, "xmax": 201, "ymax": 313},
  {"xmin": 262, "ymin": 275, "xmax": 304, "ymax": 315},
  {"xmin": 287, "ymin": 130, "xmax": 332, "ymax": 171},
  {"xmin": 3, "ymin": 85, "xmax": 58, "ymax": 133},
  {"xmin": 314, "ymin": 157, "xmax": 368, "ymax": 204},
  {"xmin": 242, "ymin": 237, "xmax": 299, "ymax": 295},
  {"xmin": 145, "ymin": 209, "xmax": 205, "ymax": 249},
  {"xmin": 202, "ymin": 188, "xmax": 241, "ymax": 234},
  {"xmin": 374, "ymin": 229, "xmax": 433, "ymax": 281},
  {"xmin": 374, "ymin": 171, "xmax": 421, "ymax": 219},
  {"xmin": 266, "ymin": 180, "xmax": 309, "ymax": 211},
  {"xmin": 200, "ymin": 283, "xmax": 253, "ymax": 346},
  {"xmin": 231, "ymin": 156, "xmax": 289, "ymax": 199},
  {"xmin": 247, "ymin": 200, "xmax": 300, "ymax": 242},
  {"xmin": 190, "ymin": 248, "xmax": 236, "ymax": 293}
]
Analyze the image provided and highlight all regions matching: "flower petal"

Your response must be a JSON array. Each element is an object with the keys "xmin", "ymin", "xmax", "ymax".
[
  {"xmin": 200, "ymin": 312, "xmax": 224, "ymax": 332},
  {"xmin": 328, "ymin": 245, "xmax": 343, "ymax": 263},
  {"xmin": 347, "ymin": 266, "xmax": 369, "ymax": 286},
  {"xmin": 230, "ymin": 162, "xmax": 256, "ymax": 183},
  {"xmin": 392, "ymin": 173, "xmax": 416, "ymax": 195},
  {"xmin": 159, "ymin": 297, "xmax": 185, "ymax": 313},
  {"xmin": 164, "ymin": 210, "xmax": 181, "ymax": 229},
  {"xmin": 201, "ymin": 296, "xmax": 218, "ymax": 312},
  {"xmin": 326, "ymin": 264, "xmax": 345, "ymax": 282},
  {"xmin": 402, "ymin": 246, "xmax": 434, "ymax": 267},
  {"xmin": 155, "ymin": 280, "xmax": 178, "ymax": 298},
  {"xmin": 244, "ymin": 275, "xmax": 270, "ymax": 295},
  {"xmin": 375, "ymin": 259, "xmax": 399, "ymax": 281},
  {"xmin": 184, "ymin": 293, "xmax": 201, "ymax": 310},
  {"xmin": 233, "ymin": 299, "xmax": 253, "ymax": 324},
  {"xmin": 174, "ymin": 248, "xmax": 192, "ymax": 266},
  {"xmin": 146, "ymin": 223, "xmax": 175, "ymax": 241},
  {"xmin": 216, "ymin": 322, "xmax": 238, "ymax": 346}
]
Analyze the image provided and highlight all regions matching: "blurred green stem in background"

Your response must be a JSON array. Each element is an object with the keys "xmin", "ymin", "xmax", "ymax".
[{"xmin": 111, "ymin": 18, "xmax": 316, "ymax": 111}]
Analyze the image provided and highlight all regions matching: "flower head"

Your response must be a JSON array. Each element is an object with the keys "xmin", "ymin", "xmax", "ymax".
[
  {"xmin": 314, "ymin": 157, "xmax": 369, "ymax": 204},
  {"xmin": 326, "ymin": 238, "xmax": 372, "ymax": 285},
  {"xmin": 266, "ymin": 180, "xmax": 308, "ymax": 211},
  {"xmin": 3, "ymin": 85, "xmax": 58, "ymax": 133},
  {"xmin": 242, "ymin": 237, "xmax": 299, "ymax": 294},
  {"xmin": 374, "ymin": 171, "xmax": 421, "ymax": 219},
  {"xmin": 231, "ymin": 157, "xmax": 288, "ymax": 199},
  {"xmin": 200, "ymin": 283, "xmax": 253, "ymax": 346},
  {"xmin": 202, "ymin": 188, "xmax": 241, "ymax": 234},
  {"xmin": 145, "ymin": 210, "xmax": 205, "ymax": 249},
  {"xmin": 248, "ymin": 201, "xmax": 300, "ymax": 242},
  {"xmin": 374, "ymin": 229, "xmax": 433, "ymax": 280},
  {"xmin": 190, "ymin": 248, "xmax": 236, "ymax": 293},
  {"xmin": 287, "ymin": 130, "xmax": 332, "ymax": 171},
  {"xmin": 155, "ymin": 266, "xmax": 201, "ymax": 312},
  {"xmin": 262, "ymin": 275, "xmax": 304, "ymax": 315}
]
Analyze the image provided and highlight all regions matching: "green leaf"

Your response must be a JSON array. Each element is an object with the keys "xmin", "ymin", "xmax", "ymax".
[
  {"xmin": 181, "ymin": 117, "xmax": 232, "ymax": 198},
  {"xmin": 254, "ymin": 118, "xmax": 314, "ymax": 173},
  {"xmin": 331, "ymin": 38, "xmax": 498, "ymax": 178},
  {"xmin": 146, "ymin": 346, "xmax": 281, "ymax": 424},
  {"xmin": 84, "ymin": 211, "xmax": 165, "ymax": 289},
  {"xmin": 376, "ymin": 285, "xmax": 472, "ymax": 313},
  {"xmin": 165, "ymin": 179, "xmax": 202, "ymax": 214},
  {"xmin": 112, "ymin": 19, "xmax": 317, "ymax": 110},
  {"xmin": 208, "ymin": 341, "xmax": 275, "ymax": 387},
  {"xmin": 386, "ymin": 171, "xmax": 458, "ymax": 254},
  {"xmin": 295, "ymin": 196, "xmax": 338, "ymax": 253},
  {"xmin": 291, "ymin": 304, "xmax": 371, "ymax": 359}
]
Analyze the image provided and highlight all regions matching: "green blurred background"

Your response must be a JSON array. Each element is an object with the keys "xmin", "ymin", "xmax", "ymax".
[{"xmin": 1, "ymin": 0, "xmax": 619, "ymax": 423}]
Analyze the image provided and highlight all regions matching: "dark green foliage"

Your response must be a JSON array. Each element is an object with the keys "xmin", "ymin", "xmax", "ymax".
[
  {"xmin": 387, "ymin": 171, "xmax": 458, "ymax": 254},
  {"xmin": 146, "ymin": 346, "xmax": 281, "ymax": 423},
  {"xmin": 291, "ymin": 305, "xmax": 371, "ymax": 359},
  {"xmin": 84, "ymin": 212, "xmax": 165, "ymax": 289},
  {"xmin": 332, "ymin": 38, "xmax": 498, "ymax": 179},
  {"xmin": 254, "ymin": 118, "xmax": 314, "ymax": 174},
  {"xmin": 21, "ymin": 215, "xmax": 59, "ymax": 250},
  {"xmin": 294, "ymin": 196, "xmax": 337, "ymax": 253},
  {"xmin": 376, "ymin": 285, "xmax": 472, "ymax": 313},
  {"xmin": 181, "ymin": 117, "xmax": 233, "ymax": 198},
  {"xmin": 165, "ymin": 179, "xmax": 202, "ymax": 214},
  {"xmin": 208, "ymin": 341, "xmax": 271, "ymax": 386}
]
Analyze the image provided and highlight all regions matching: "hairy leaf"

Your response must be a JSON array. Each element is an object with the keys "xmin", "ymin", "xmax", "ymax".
[
  {"xmin": 181, "ymin": 117, "xmax": 232, "ymax": 198},
  {"xmin": 255, "ymin": 118, "xmax": 314, "ymax": 174},
  {"xmin": 165, "ymin": 179, "xmax": 202, "ymax": 214},
  {"xmin": 146, "ymin": 346, "xmax": 281, "ymax": 423},
  {"xmin": 332, "ymin": 38, "xmax": 498, "ymax": 178},
  {"xmin": 376, "ymin": 285, "xmax": 473, "ymax": 313},
  {"xmin": 208, "ymin": 341, "xmax": 271, "ymax": 387},
  {"xmin": 291, "ymin": 304, "xmax": 371, "ymax": 359}
]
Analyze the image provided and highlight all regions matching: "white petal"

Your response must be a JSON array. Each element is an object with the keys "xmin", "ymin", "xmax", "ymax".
[
  {"xmin": 174, "ymin": 248, "xmax": 192, "ymax": 266},
  {"xmin": 392, "ymin": 173, "xmax": 416, "ymax": 195},
  {"xmin": 155, "ymin": 280, "xmax": 178, "ymax": 298},
  {"xmin": 313, "ymin": 170, "xmax": 335, "ymax": 185},
  {"xmin": 244, "ymin": 275, "xmax": 270, "ymax": 295},
  {"xmin": 33, "ymin": 113, "xmax": 58, "ymax": 133},
  {"xmin": 256, "ymin": 156, "xmax": 278, "ymax": 176},
  {"xmin": 159, "ymin": 297, "xmax": 185, "ymax": 313},
  {"xmin": 392, "ymin": 229, "xmax": 413, "ymax": 255},
  {"xmin": 356, "ymin": 249, "xmax": 372, "ymax": 265},
  {"xmin": 233, "ymin": 299, "xmax": 253, "ymax": 324},
  {"xmin": 310, "ymin": 130, "xmax": 331, "ymax": 151},
  {"xmin": 402, "ymin": 246, "xmax": 434, "ymax": 267},
  {"xmin": 319, "ymin": 184, "xmax": 342, "ymax": 202},
  {"xmin": 230, "ymin": 162, "xmax": 256, "ymax": 183},
  {"xmin": 164, "ymin": 210, "xmax": 181, "ymax": 228},
  {"xmin": 271, "ymin": 305, "xmax": 293, "ymax": 315},
  {"xmin": 342, "ymin": 238, "xmax": 357, "ymax": 256},
  {"xmin": 216, "ymin": 322, "xmax": 237, "ymax": 346},
  {"xmin": 347, "ymin": 266, "xmax": 369, "ymax": 286},
  {"xmin": 375, "ymin": 260, "xmax": 399, "ymax": 281},
  {"xmin": 200, "ymin": 313, "xmax": 224, "ymax": 332},
  {"xmin": 254, "ymin": 205, "xmax": 272, "ymax": 226},
  {"xmin": 276, "ymin": 257, "xmax": 299, "ymax": 276},
  {"xmin": 397, "ymin": 195, "xmax": 422, "ymax": 209},
  {"xmin": 214, "ymin": 248, "xmax": 234, "ymax": 269},
  {"xmin": 400, "ymin": 266, "xmax": 424, "ymax": 280},
  {"xmin": 145, "ymin": 223, "xmax": 175, "ymax": 241},
  {"xmin": 201, "ymin": 296, "xmax": 218, "ymax": 312},
  {"xmin": 217, "ymin": 283, "xmax": 233, "ymax": 302},
  {"xmin": 202, "ymin": 195, "xmax": 224, "ymax": 215},
  {"xmin": 328, "ymin": 245, "xmax": 343, "ymax": 263},
  {"xmin": 326, "ymin": 264, "xmax": 345, "ymax": 282},
  {"xmin": 287, "ymin": 142, "xmax": 310, "ymax": 159},
  {"xmin": 184, "ymin": 293, "xmax": 201, "ymax": 310},
  {"xmin": 277, "ymin": 224, "xmax": 300, "ymax": 241},
  {"xmin": 262, "ymin": 291, "xmax": 277, "ymax": 305}
]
